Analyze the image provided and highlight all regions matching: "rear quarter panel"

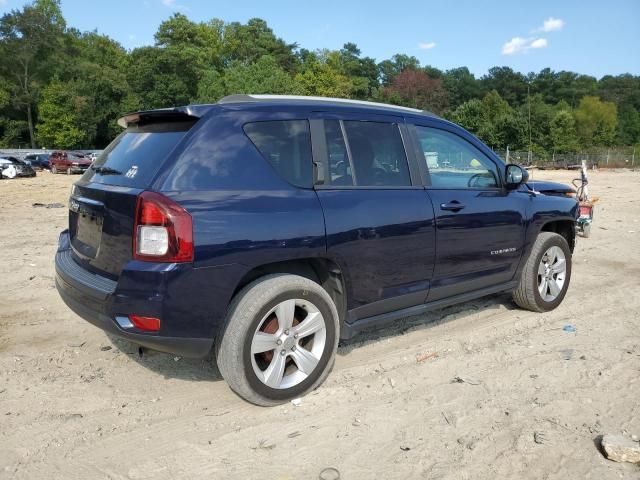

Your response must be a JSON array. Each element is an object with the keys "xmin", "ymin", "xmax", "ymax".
[{"xmin": 153, "ymin": 108, "xmax": 327, "ymax": 336}]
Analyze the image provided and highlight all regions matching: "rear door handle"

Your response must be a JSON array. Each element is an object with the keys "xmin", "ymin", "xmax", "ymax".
[{"xmin": 440, "ymin": 201, "xmax": 466, "ymax": 212}]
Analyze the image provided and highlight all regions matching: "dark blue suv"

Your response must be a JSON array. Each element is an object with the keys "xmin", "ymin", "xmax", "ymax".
[{"xmin": 55, "ymin": 95, "xmax": 578, "ymax": 405}]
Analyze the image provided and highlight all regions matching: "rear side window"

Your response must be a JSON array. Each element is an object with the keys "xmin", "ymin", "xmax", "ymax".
[
  {"xmin": 323, "ymin": 120, "xmax": 411, "ymax": 187},
  {"xmin": 243, "ymin": 120, "xmax": 312, "ymax": 188},
  {"xmin": 85, "ymin": 121, "xmax": 194, "ymax": 187}
]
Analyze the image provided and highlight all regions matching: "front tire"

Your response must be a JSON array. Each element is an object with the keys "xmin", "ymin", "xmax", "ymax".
[
  {"xmin": 216, "ymin": 274, "xmax": 340, "ymax": 406},
  {"xmin": 51, "ymin": 165, "xmax": 58, "ymax": 174},
  {"xmin": 513, "ymin": 232, "xmax": 572, "ymax": 312}
]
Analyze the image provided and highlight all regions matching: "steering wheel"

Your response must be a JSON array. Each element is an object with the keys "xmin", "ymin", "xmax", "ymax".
[{"xmin": 467, "ymin": 173, "xmax": 485, "ymax": 188}]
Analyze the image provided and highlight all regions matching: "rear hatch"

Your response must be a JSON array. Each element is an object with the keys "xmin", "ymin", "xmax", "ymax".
[{"xmin": 69, "ymin": 117, "xmax": 197, "ymax": 278}]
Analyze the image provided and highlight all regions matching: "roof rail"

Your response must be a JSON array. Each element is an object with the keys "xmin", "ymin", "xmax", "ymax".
[{"xmin": 217, "ymin": 94, "xmax": 434, "ymax": 116}]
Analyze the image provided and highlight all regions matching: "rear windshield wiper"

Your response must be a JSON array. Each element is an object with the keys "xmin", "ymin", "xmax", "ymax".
[{"xmin": 91, "ymin": 165, "xmax": 122, "ymax": 175}]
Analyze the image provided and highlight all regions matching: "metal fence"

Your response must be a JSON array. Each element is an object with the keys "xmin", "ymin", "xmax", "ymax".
[
  {"xmin": 495, "ymin": 149, "xmax": 637, "ymax": 169},
  {"xmin": 0, "ymin": 148, "xmax": 100, "ymax": 159}
]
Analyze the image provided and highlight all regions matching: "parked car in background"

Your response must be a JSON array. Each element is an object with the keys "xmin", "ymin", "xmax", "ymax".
[
  {"xmin": 50, "ymin": 151, "xmax": 92, "ymax": 174},
  {"xmin": 0, "ymin": 156, "xmax": 36, "ymax": 179},
  {"xmin": 24, "ymin": 153, "xmax": 51, "ymax": 171},
  {"xmin": 88, "ymin": 151, "xmax": 102, "ymax": 162}
]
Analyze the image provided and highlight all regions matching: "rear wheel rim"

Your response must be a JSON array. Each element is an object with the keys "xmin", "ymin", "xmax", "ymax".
[
  {"xmin": 537, "ymin": 246, "xmax": 566, "ymax": 302},
  {"xmin": 250, "ymin": 298, "xmax": 327, "ymax": 390}
]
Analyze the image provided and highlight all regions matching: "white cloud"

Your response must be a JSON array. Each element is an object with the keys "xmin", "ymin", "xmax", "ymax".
[
  {"xmin": 0, "ymin": 0, "xmax": 7, "ymax": 5},
  {"xmin": 530, "ymin": 38, "xmax": 548, "ymax": 49},
  {"xmin": 537, "ymin": 17, "xmax": 565, "ymax": 32},
  {"xmin": 501, "ymin": 36, "xmax": 548, "ymax": 55},
  {"xmin": 418, "ymin": 42, "xmax": 437, "ymax": 50}
]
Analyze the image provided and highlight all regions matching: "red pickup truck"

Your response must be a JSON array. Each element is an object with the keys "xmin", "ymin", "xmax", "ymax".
[{"xmin": 50, "ymin": 151, "xmax": 92, "ymax": 175}]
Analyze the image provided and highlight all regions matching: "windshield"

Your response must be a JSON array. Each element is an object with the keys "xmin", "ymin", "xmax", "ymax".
[{"xmin": 82, "ymin": 120, "xmax": 195, "ymax": 187}]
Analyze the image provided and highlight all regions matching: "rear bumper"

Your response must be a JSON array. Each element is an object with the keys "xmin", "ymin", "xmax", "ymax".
[{"xmin": 54, "ymin": 232, "xmax": 214, "ymax": 358}]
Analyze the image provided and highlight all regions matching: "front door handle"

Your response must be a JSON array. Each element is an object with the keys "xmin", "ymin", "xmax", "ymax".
[{"xmin": 440, "ymin": 201, "xmax": 466, "ymax": 212}]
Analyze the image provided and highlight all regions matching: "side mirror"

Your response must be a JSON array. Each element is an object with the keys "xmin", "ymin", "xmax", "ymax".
[{"xmin": 505, "ymin": 164, "xmax": 529, "ymax": 189}]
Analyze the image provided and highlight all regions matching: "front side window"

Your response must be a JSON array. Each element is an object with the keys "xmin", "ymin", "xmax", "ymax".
[
  {"xmin": 243, "ymin": 120, "xmax": 313, "ymax": 188},
  {"xmin": 323, "ymin": 120, "xmax": 411, "ymax": 187},
  {"xmin": 414, "ymin": 126, "xmax": 500, "ymax": 189}
]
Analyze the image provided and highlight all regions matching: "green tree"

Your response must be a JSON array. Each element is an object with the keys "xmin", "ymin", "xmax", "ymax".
[
  {"xmin": 223, "ymin": 55, "xmax": 300, "ymax": 96},
  {"xmin": 480, "ymin": 67, "xmax": 528, "ymax": 105},
  {"xmin": 616, "ymin": 105, "xmax": 640, "ymax": 146},
  {"xmin": 223, "ymin": 18, "xmax": 298, "ymax": 72},
  {"xmin": 446, "ymin": 98, "xmax": 485, "ymax": 134},
  {"xmin": 295, "ymin": 57, "xmax": 354, "ymax": 97},
  {"xmin": 337, "ymin": 43, "xmax": 378, "ymax": 99},
  {"xmin": 443, "ymin": 67, "xmax": 482, "ymax": 109},
  {"xmin": 61, "ymin": 31, "xmax": 130, "ymax": 146},
  {"xmin": 550, "ymin": 110, "xmax": 579, "ymax": 153},
  {"xmin": 0, "ymin": 0, "xmax": 66, "ymax": 147},
  {"xmin": 574, "ymin": 96, "xmax": 617, "ymax": 147},
  {"xmin": 126, "ymin": 46, "xmax": 198, "ymax": 109},
  {"xmin": 36, "ymin": 78, "xmax": 93, "ymax": 148}
]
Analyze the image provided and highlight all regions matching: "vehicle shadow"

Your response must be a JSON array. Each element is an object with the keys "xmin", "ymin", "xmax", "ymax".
[
  {"xmin": 105, "ymin": 292, "xmax": 515, "ymax": 380},
  {"xmin": 106, "ymin": 334, "xmax": 223, "ymax": 382},
  {"xmin": 338, "ymin": 292, "xmax": 516, "ymax": 354}
]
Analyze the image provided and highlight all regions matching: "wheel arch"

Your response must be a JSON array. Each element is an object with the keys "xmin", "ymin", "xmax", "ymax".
[
  {"xmin": 232, "ymin": 258, "xmax": 348, "ymax": 330},
  {"xmin": 540, "ymin": 219, "xmax": 576, "ymax": 252}
]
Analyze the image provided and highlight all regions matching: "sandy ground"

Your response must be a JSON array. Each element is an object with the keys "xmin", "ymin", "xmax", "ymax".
[{"xmin": 0, "ymin": 169, "xmax": 639, "ymax": 480}]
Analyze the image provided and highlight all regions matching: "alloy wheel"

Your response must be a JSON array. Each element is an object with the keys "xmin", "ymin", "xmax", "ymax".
[
  {"xmin": 537, "ymin": 246, "xmax": 566, "ymax": 302},
  {"xmin": 250, "ymin": 298, "xmax": 327, "ymax": 389}
]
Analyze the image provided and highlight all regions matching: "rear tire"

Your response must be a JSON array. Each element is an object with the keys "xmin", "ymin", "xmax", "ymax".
[
  {"xmin": 216, "ymin": 274, "xmax": 339, "ymax": 406},
  {"xmin": 513, "ymin": 232, "xmax": 572, "ymax": 312}
]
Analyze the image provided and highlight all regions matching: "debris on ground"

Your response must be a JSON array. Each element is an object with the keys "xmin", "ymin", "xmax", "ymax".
[
  {"xmin": 452, "ymin": 375, "xmax": 481, "ymax": 385},
  {"xmin": 100, "ymin": 345, "xmax": 112, "ymax": 351},
  {"xmin": 318, "ymin": 467, "xmax": 340, "ymax": 480},
  {"xmin": 290, "ymin": 398, "xmax": 302, "ymax": 407},
  {"xmin": 600, "ymin": 434, "xmax": 640, "ymax": 463},
  {"xmin": 32, "ymin": 202, "xmax": 65, "ymax": 208},
  {"xmin": 252, "ymin": 439, "xmax": 276, "ymax": 451},
  {"xmin": 533, "ymin": 431, "xmax": 546, "ymax": 444},
  {"xmin": 416, "ymin": 351, "xmax": 438, "ymax": 362},
  {"xmin": 562, "ymin": 324, "xmax": 576, "ymax": 333}
]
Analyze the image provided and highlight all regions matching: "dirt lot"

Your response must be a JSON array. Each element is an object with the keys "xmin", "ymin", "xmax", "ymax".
[{"xmin": 1, "ymin": 169, "xmax": 639, "ymax": 479}]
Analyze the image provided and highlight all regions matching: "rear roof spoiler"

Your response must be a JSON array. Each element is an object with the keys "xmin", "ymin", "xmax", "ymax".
[{"xmin": 117, "ymin": 105, "xmax": 216, "ymax": 128}]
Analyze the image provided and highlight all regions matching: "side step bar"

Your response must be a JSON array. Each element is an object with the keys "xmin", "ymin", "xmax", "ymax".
[{"xmin": 340, "ymin": 281, "xmax": 517, "ymax": 340}]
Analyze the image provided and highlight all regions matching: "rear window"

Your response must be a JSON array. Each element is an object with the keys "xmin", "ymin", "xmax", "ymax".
[
  {"xmin": 243, "ymin": 120, "xmax": 313, "ymax": 188},
  {"xmin": 84, "ymin": 121, "xmax": 194, "ymax": 187}
]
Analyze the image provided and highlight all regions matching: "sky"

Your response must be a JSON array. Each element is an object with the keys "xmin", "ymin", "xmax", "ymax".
[{"xmin": 1, "ymin": 0, "xmax": 639, "ymax": 78}]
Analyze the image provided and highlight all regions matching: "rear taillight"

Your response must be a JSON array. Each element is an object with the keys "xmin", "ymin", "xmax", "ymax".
[{"xmin": 133, "ymin": 191, "xmax": 193, "ymax": 262}]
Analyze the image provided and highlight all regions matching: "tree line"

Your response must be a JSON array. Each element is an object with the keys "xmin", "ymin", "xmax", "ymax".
[{"xmin": 1, "ymin": 0, "xmax": 639, "ymax": 155}]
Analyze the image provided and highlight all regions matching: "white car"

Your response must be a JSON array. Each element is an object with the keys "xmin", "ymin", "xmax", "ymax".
[{"xmin": 0, "ymin": 157, "xmax": 36, "ymax": 179}]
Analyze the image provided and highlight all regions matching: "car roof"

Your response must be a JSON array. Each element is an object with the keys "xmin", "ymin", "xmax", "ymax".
[{"xmin": 118, "ymin": 95, "xmax": 440, "ymax": 127}]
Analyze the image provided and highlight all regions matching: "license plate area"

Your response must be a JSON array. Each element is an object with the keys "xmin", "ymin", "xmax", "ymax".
[{"xmin": 70, "ymin": 196, "xmax": 104, "ymax": 259}]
